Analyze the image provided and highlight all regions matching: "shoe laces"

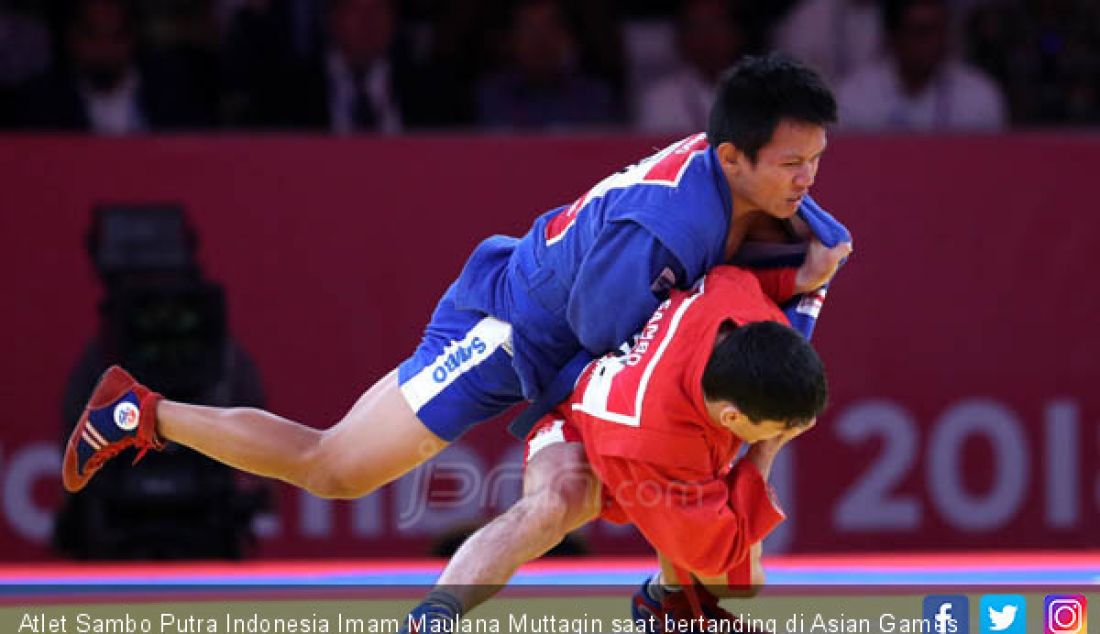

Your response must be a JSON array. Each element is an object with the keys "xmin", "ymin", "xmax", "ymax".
[
  {"xmin": 82, "ymin": 430, "xmax": 157, "ymax": 474},
  {"xmin": 83, "ymin": 438, "xmax": 132, "ymax": 474}
]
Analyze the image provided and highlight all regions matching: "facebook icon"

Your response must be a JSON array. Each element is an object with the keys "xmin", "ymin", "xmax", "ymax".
[{"xmin": 924, "ymin": 595, "xmax": 970, "ymax": 634}]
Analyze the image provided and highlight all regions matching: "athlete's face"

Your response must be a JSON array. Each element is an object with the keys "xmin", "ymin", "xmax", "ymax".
[
  {"xmin": 724, "ymin": 119, "xmax": 828, "ymax": 219},
  {"xmin": 707, "ymin": 400, "xmax": 791, "ymax": 443},
  {"xmin": 727, "ymin": 416, "xmax": 790, "ymax": 443}
]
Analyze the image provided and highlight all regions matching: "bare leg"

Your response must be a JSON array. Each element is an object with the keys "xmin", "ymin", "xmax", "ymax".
[
  {"xmin": 156, "ymin": 370, "xmax": 448, "ymax": 499},
  {"xmin": 433, "ymin": 442, "xmax": 602, "ymax": 612}
]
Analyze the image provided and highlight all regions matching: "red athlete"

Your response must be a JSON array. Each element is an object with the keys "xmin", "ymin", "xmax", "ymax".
[{"xmin": 402, "ymin": 263, "xmax": 833, "ymax": 633}]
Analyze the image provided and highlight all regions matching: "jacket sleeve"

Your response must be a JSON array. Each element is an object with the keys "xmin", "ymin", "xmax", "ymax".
[
  {"xmin": 566, "ymin": 221, "xmax": 686, "ymax": 356},
  {"xmin": 783, "ymin": 193, "xmax": 853, "ymax": 340},
  {"xmin": 749, "ymin": 267, "xmax": 797, "ymax": 306},
  {"xmin": 596, "ymin": 452, "xmax": 785, "ymax": 578}
]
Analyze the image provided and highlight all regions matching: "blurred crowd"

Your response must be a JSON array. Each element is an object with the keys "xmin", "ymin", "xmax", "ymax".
[{"xmin": 0, "ymin": 0, "xmax": 1097, "ymax": 135}]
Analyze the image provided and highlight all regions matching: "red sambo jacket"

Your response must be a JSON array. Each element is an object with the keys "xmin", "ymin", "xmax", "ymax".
[{"xmin": 549, "ymin": 265, "xmax": 798, "ymax": 582}]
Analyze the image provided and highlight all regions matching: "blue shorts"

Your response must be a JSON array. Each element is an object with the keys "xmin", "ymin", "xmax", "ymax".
[{"xmin": 398, "ymin": 283, "xmax": 525, "ymax": 441}]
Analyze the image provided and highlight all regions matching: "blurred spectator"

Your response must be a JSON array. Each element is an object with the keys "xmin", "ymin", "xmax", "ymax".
[
  {"xmin": 316, "ymin": 0, "xmax": 403, "ymax": 133},
  {"xmin": 223, "ymin": 0, "xmax": 448, "ymax": 132},
  {"xmin": 617, "ymin": 0, "xmax": 796, "ymax": 49},
  {"xmin": 220, "ymin": 0, "xmax": 322, "ymax": 127},
  {"xmin": 432, "ymin": 0, "xmax": 622, "ymax": 130},
  {"xmin": 18, "ymin": 0, "xmax": 1098, "ymax": 133},
  {"xmin": 0, "ymin": 3, "xmax": 52, "ymax": 125},
  {"xmin": 966, "ymin": 0, "xmax": 1100, "ymax": 125},
  {"xmin": 476, "ymin": 0, "xmax": 617, "ymax": 130},
  {"xmin": 130, "ymin": 0, "xmax": 221, "ymax": 108},
  {"xmin": 16, "ymin": 0, "xmax": 215, "ymax": 133},
  {"xmin": 134, "ymin": 0, "xmax": 220, "ymax": 50},
  {"xmin": 635, "ymin": 0, "xmax": 746, "ymax": 133},
  {"xmin": 773, "ymin": 0, "xmax": 884, "ymax": 86},
  {"xmin": 836, "ymin": 0, "xmax": 1006, "ymax": 131}
]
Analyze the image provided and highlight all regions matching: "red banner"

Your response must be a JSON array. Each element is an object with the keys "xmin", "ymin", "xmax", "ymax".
[{"xmin": 1, "ymin": 133, "xmax": 1096, "ymax": 560}]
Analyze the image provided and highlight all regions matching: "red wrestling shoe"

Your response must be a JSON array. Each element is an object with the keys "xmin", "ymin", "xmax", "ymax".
[{"xmin": 62, "ymin": 366, "xmax": 165, "ymax": 492}]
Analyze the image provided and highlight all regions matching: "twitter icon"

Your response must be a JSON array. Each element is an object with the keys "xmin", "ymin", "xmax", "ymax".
[{"xmin": 981, "ymin": 595, "xmax": 1026, "ymax": 634}]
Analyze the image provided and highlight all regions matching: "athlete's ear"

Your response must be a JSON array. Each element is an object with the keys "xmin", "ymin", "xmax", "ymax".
[
  {"xmin": 716, "ymin": 402, "xmax": 745, "ymax": 432},
  {"xmin": 715, "ymin": 142, "xmax": 746, "ymax": 175}
]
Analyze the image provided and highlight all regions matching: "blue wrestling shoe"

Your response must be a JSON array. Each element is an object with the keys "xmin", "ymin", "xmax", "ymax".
[
  {"xmin": 401, "ymin": 591, "xmax": 464, "ymax": 634},
  {"xmin": 62, "ymin": 365, "xmax": 164, "ymax": 492},
  {"xmin": 631, "ymin": 577, "xmax": 664, "ymax": 632}
]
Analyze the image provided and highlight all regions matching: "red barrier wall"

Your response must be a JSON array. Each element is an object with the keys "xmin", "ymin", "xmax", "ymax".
[{"xmin": 1, "ymin": 133, "xmax": 1097, "ymax": 560}]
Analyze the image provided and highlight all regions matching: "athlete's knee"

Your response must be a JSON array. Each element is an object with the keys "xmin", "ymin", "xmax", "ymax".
[
  {"xmin": 518, "ymin": 477, "xmax": 598, "ymax": 540},
  {"xmin": 303, "ymin": 468, "xmax": 372, "ymax": 499},
  {"xmin": 507, "ymin": 492, "xmax": 572, "ymax": 548},
  {"xmin": 300, "ymin": 430, "xmax": 378, "ymax": 500},
  {"xmin": 523, "ymin": 450, "xmax": 599, "ymax": 530}
]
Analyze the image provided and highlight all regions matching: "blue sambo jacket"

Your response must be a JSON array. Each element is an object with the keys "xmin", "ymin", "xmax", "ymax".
[{"xmin": 448, "ymin": 134, "xmax": 851, "ymax": 433}]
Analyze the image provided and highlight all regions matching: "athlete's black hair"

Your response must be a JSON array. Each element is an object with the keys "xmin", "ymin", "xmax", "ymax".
[
  {"xmin": 707, "ymin": 53, "xmax": 837, "ymax": 163},
  {"xmin": 701, "ymin": 320, "xmax": 828, "ymax": 427}
]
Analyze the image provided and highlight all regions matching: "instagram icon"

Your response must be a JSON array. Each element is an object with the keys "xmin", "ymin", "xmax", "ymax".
[{"xmin": 1045, "ymin": 595, "xmax": 1087, "ymax": 634}]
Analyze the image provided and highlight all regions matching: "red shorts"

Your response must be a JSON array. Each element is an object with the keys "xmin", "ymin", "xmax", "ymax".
[
  {"xmin": 523, "ymin": 413, "xmax": 630, "ymax": 525},
  {"xmin": 523, "ymin": 414, "xmax": 583, "ymax": 465}
]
